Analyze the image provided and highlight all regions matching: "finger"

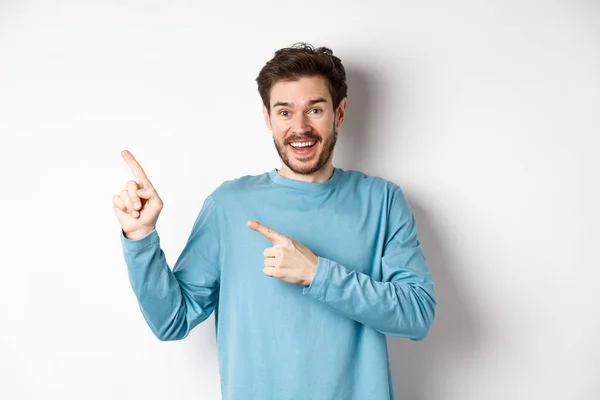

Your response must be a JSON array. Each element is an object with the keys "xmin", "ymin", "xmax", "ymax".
[
  {"xmin": 263, "ymin": 266, "xmax": 279, "ymax": 278},
  {"xmin": 113, "ymin": 205, "xmax": 130, "ymax": 219},
  {"xmin": 119, "ymin": 190, "xmax": 139, "ymax": 218},
  {"xmin": 126, "ymin": 180, "xmax": 141, "ymax": 210},
  {"xmin": 264, "ymin": 257, "xmax": 277, "ymax": 268},
  {"xmin": 121, "ymin": 150, "xmax": 154, "ymax": 189},
  {"xmin": 247, "ymin": 220, "xmax": 287, "ymax": 244},
  {"xmin": 136, "ymin": 188, "xmax": 153, "ymax": 200},
  {"xmin": 112, "ymin": 195, "xmax": 126, "ymax": 212},
  {"xmin": 263, "ymin": 247, "xmax": 277, "ymax": 258}
]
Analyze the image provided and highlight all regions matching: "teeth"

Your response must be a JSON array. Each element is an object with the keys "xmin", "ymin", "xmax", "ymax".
[{"xmin": 290, "ymin": 141, "xmax": 316, "ymax": 148}]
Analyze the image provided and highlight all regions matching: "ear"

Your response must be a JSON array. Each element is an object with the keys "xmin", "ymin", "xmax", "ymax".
[
  {"xmin": 335, "ymin": 97, "xmax": 347, "ymax": 129},
  {"xmin": 262, "ymin": 104, "xmax": 272, "ymax": 130}
]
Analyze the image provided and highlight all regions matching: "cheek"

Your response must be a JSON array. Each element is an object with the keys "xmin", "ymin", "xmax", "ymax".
[
  {"xmin": 314, "ymin": 119, "xmax": 334, "ymax": 134},
  {"xmin": 271, "ymin": 120, "xmax": 290, "ymax": 136}
]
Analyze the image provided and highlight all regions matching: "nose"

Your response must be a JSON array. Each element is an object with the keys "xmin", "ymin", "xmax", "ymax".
[{"xmin": 290, "ymin": 112, "xmax": 309, "ymax": 134}]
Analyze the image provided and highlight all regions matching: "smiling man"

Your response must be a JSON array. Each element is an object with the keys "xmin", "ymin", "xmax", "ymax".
[
  {"xmin": 266, "ymin": 74, "xmax": 339, "ymax": 179},
  {"xmin": 115, "ymin": 43, "xmax": 436, "ymax": 400}
]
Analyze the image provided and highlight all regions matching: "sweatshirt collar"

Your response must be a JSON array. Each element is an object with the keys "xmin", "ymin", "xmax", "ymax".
[{"xmin": 268, "ymin": 167, "xmax": 343, "ymax": 192}]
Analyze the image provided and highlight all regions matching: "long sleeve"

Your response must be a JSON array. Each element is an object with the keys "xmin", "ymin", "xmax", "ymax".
[
  {"xmin": 302, "ymin": 187, "xmax": 436, "ymax": 340},
  {"xmin": 120, "ymin": 195, "xmax": 222, "ymax": 341}
]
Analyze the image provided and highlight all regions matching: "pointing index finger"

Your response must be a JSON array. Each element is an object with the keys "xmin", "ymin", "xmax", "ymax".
[
  {"xmin": 247, "ymin": 220, "xmax": 286, "ymax": 243},
  {"xmin": 121, "ymin": 150, "xmax": 153, "ymax": 188}
]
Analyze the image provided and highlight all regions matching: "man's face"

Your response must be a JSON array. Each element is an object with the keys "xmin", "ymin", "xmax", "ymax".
[{"xmin": 263, "ymin": 75, "xmax": 346, "ymax": 175}]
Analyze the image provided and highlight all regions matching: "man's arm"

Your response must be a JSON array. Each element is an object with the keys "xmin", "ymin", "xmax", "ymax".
[
  {"xmin": 302, "ymin": 187, "xmax": 436, "ymax": 340},
  {"xmin": 121, "ymin": 196, "xmax": 221, "ymax": 341}
]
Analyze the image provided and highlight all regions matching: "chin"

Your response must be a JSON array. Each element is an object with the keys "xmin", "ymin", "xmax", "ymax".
[
  {"xmin": 289, "ymin": 159, "xmax": 325, "ymax": 175},
  {"xmin": 291, "ymin": 165, "xmax": 319, "ymax": 175}
]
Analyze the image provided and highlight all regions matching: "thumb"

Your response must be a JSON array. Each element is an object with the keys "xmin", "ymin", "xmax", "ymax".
[{"xmin": 136, "ymin": 188, "xmax": 153, "ymax": 199}]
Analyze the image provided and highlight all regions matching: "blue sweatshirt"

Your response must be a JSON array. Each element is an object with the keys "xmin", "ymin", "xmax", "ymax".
[{"xmin": 120, "ymin": 167, "xmax": 436, "ymax": 400}]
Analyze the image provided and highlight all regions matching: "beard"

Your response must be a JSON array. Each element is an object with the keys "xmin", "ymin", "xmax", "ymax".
[{"xmin": 273, "ymin": 124, "xmax": 338, "ymax": 176}]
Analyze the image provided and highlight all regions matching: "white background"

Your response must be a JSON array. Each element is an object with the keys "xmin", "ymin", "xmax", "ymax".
[{"xmin": 1, "ymin": 1, "xmax": 598, "ymax": 399}]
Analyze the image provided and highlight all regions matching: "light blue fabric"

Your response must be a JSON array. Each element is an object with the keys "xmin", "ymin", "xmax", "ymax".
[{"xmin": 120, "ymin": 167, "xmax": 436, "ymax": 400}]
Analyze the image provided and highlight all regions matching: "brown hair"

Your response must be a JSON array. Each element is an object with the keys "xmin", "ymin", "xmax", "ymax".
[{"xmin": 256, "ymin": 42, "xmax": 348, "ymax": 113}]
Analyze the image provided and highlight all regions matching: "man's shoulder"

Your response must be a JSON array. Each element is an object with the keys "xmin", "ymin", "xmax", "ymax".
[
  {"xmin": 208, "ymin": 170, "xmax": 271, "ymax": 203},
  {"xmin": 342, "ymin": 168, "xmax": 402, "ymax": 193},
  {"xmin": 344, "ymin": 170, "xmax": 412, "ymax": 219}
]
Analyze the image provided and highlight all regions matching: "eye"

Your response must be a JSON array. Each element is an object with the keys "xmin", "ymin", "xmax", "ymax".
[
  {"xmin": 278, "ymin": 110, "xmax": 290, "ymax": 117},
  {"xmin": 308, "ymin": 108, "xmax": 322, "ymax": 115}
]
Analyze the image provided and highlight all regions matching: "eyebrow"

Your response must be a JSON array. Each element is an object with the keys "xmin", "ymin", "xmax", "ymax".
[{"xmin": 271, "ymin": 97, "xmax": 328, "ymax": 108}]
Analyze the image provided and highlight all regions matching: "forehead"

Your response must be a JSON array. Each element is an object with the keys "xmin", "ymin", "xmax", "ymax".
[{"xmin": 270, "ymin": 75, "xmax": 332, "ymax": 108}]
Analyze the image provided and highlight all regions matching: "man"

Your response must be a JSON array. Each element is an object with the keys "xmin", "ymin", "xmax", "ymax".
[{"xmin": 113, "ymin": 43, "xmax": 436, "ymax": 400}]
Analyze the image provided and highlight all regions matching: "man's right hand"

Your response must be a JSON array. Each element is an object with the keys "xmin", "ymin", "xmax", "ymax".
[{"xmin": 113, "ymin": 150, "xmax": 164, "ymax": 240}]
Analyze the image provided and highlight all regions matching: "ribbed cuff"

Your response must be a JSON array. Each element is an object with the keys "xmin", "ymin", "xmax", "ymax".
[
  {"xmin": 302, "ymin": 256, "xmax": 332, "ymax": 298},
  {"xmin": 120, "ymin": 228, "xmax": 159, "ymax": 251}
]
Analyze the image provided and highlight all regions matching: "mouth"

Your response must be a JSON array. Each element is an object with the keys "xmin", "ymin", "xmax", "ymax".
[{"xmin": 287, "ymin": 140, "xmax": 318, "ymax": 158}]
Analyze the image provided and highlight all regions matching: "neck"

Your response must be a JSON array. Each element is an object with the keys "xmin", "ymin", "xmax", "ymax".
[{"xmin": 277, "ymin": 162, "xmax": 335, "ymax": 183}]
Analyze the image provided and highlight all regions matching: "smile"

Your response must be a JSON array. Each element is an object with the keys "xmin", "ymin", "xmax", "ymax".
[{"xmin": 289, "ymin": 141, "xmax": 317, "ymax": 148}]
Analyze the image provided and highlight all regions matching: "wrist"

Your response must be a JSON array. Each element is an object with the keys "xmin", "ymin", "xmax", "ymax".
[
  {"xmin": 304, "ymin": 257, "xmax": 318, "ymax": 286},
  {"xmin": 124, "ymin": 228, "xmax": 154, "ymax": 240}
]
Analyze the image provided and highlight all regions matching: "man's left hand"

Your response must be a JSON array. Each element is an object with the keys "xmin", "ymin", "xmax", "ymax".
[{"xmin": 247, "ymin": 220, "xmax": 318, "ymax": 287}]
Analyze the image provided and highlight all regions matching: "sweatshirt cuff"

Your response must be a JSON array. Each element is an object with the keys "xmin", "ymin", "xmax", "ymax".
[
  {"xmin": 302, "ymin": 256, "xmax": 332, "ymax": 298},
  {"xmin": 120, "ymin": 228, "xmax": 159, "ymax": 252}
]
